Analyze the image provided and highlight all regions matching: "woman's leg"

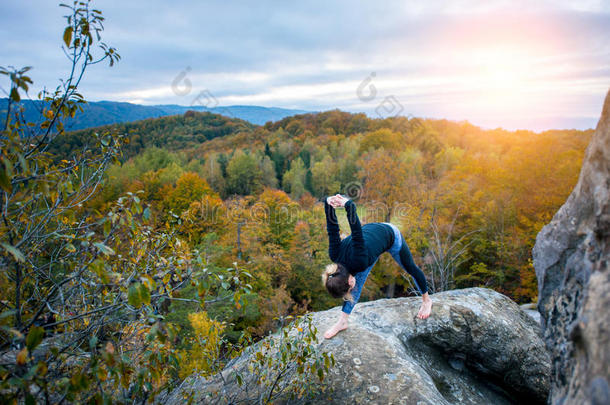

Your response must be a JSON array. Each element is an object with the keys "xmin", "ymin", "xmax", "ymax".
[
  {"xmin": 389, "ymin": 232, "xmax": 432, "ymax": 319},
  {"xmin": 394, "ymin": 234, "xmax": 428, "ymax": 295}
]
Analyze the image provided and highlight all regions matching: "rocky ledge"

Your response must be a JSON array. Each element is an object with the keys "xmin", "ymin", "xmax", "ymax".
[{"xmin": 164, "ymin": 287, "xmax": 550, "ymax": 404}]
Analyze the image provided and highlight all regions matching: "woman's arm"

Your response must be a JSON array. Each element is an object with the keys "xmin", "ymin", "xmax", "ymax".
[
  {"xmin": 344, "ymin": 200, "xmax": 367, "ymax": 269},
  {"xmin": 344, "ymin": 200, "xmax": 363, "ymax": 247},
  {"xmin": 330, "ymin": 195, "xmax": 367, "ymax": 271},
  {"xmin": 324, "ymin": 197, "xmax": 341, "ymax": 262}
]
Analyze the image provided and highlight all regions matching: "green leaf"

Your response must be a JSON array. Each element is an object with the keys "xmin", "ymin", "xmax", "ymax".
[
  {"xmin": 63, "ymin": 26, "xmax": 73, "ymax": 48},
  {"xmin": 142, "ymin": 207, "xmax": 151, "ymax": 221},
  {"xmin": 9, "ymin": 87, "xmax": 20, "ymax": 102},
  {"xmin": 103, "ymin": 219, "xmax": 111, "ymax": 237},
  {"xmin": 0, "ymin": 309, "xmax": 16, "ymax": 320},
  {"xmin": 0, "ymin": 165, "xmax": 11, "ymax": 193},
  {"xmin": 26, "ymin": 326, "xmax": 45, "ymax": 351},
  {"xmin": 89, "ymin": 336, "xmax": 98, "ymax": 350},
  {"xmin": 18, "ymin": 154, "xmax": 29, "ymax": 173},
  {"xmin": 128, "ymin": 283, "xmax": 142, "ymax": 308},
  {"xmin": 1, "ymin": 242, "xmax": 25, "ymax": 262},
  {"xmin": 93, "ymin": 242, "xmax": 115, "ymax": 256},
  {"xmin": 90, "ymin": 259, "xmax": 109, "ymax": 284},
  {"xmin": 139, "ymin": 283, "xmax": 151, "ymax": 305}
]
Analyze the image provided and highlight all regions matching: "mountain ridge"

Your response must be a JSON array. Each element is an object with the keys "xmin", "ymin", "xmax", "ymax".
[{"xmin": 0, "ymin": 98, "xmax": 309, "ymax": 130}]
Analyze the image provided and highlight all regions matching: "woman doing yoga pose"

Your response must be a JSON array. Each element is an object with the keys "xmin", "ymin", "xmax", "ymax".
[{"xmin": 321, "ymin": 194, "xmax": 432, "ymax": 339}]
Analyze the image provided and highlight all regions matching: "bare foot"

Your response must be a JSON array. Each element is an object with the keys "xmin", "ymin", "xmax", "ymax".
[
  {"xmin": 417, "ymin": 298, "xmax": 432, "ymax": 319},
  {"xmin": 324, "ymin": 317, "xmax": 348, "ymax": 339}
]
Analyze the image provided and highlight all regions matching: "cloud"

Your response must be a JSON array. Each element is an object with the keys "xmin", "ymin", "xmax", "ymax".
[{"xmin": 1, "ymin": 0, "xmax": 608, "ymax": 130}]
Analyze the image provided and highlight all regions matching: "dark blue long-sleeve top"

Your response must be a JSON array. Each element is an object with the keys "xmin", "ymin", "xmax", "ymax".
[{"xmin": 324, "ymin": 198, "xmax": 395, "ymax": 274}]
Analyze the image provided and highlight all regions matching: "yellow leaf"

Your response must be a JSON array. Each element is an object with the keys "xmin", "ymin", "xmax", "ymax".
[
  {"xmin": 16, "ymin": 347, "xmax": 28, "ymax": 365},
  {"xmin": 97, "ymin": 366, "xmax": 107, "ymax": 381}
]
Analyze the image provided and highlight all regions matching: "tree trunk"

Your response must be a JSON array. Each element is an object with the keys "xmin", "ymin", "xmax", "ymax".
[
  {"xmin": 237, "ymin": 222, "xmax": 243, "ymax": 260},
  {"xmin": 386, "ymin": 280, "xmax": 395, "ymax": 298}
]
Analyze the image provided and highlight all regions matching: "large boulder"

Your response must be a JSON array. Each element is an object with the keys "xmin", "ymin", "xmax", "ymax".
[
  {"xmin": 164, "ymin": 288, "xmax": 550, "ymax": 404},
  {"xmin": 533, "ymin": 89, "xmax": 610, "ymax": 404}
]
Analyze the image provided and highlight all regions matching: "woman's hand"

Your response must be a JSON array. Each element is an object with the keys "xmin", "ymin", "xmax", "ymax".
[{"xmin": 327, "ymin": 194, "xmax": 349, "ymax": 208}]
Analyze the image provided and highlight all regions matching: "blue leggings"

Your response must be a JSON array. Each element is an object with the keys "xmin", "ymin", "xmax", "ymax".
[{"xmin": 342, "ymin": 223, "xmax": 428, "ymax": 314}]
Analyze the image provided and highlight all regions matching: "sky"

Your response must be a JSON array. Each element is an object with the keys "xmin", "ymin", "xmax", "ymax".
[{"xmin": 1, "ymin": 0, "xmax": 609, "ymax": 131}]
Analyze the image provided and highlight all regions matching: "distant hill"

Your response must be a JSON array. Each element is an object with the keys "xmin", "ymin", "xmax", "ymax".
[
  {"xmin": 153, "ymin": 104, "xmax": 310, "ymax": 126},
  {"xmin": 48, "ymin": 109, "xmax": 373, "ymax": 161},
  {"xmin": 47, "ymin": 110, "xmax": 257, "ymax": 159},
  {"xmin": 0, "ymin": 98, "xmax": 308, "ymax": 130}
]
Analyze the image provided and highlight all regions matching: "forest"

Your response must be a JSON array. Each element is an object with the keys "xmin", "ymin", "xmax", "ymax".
[
  {"xmin": 80, "ymin": 108, "xmax": 591, "ymax": 308},
  {"xmin": 48, "ymin": 104, "xmax": 590, "ymax": 355},
  {"xmin": 0, "ymin": 1, "xmax": 593, "ymax": 403}
]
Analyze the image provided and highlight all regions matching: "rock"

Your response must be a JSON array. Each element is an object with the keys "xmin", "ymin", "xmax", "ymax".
[
  {"xmin": 533, "ymin": 89, "xmax": 610, "ymax": 404},
  {"xmin": 163, "ymin": 288, "xmax": 550, "ymax": 404},
  {"xmin": 520, "ymin": 303, "xmax": 542, "ymax": 324}
]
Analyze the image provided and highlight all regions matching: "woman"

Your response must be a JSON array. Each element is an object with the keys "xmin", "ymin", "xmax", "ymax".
[{"xmin": 321, "ymin": 194, "xmax": 432, "ymax": 339}]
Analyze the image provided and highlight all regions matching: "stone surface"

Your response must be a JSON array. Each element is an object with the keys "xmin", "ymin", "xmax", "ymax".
[
  {"xmin": 520, "ymin": 303, "xmax": 542, "ymax": 324},
  {"xmin": 533, "ymin": 89, "xmax": 610, "ymax": 404},
  {"xmin": 164, "ymin": 288, "xmax": 550, "ymax": 404}
]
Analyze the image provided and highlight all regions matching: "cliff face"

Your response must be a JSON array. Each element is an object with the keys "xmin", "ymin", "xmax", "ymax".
[
  {"xmin": 533, "ymin": 90, "xmax": 610, "ymax": 404},
  {"xmin": 164, "ymin": 288, "xmax": 549, "ymax": 404}
]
